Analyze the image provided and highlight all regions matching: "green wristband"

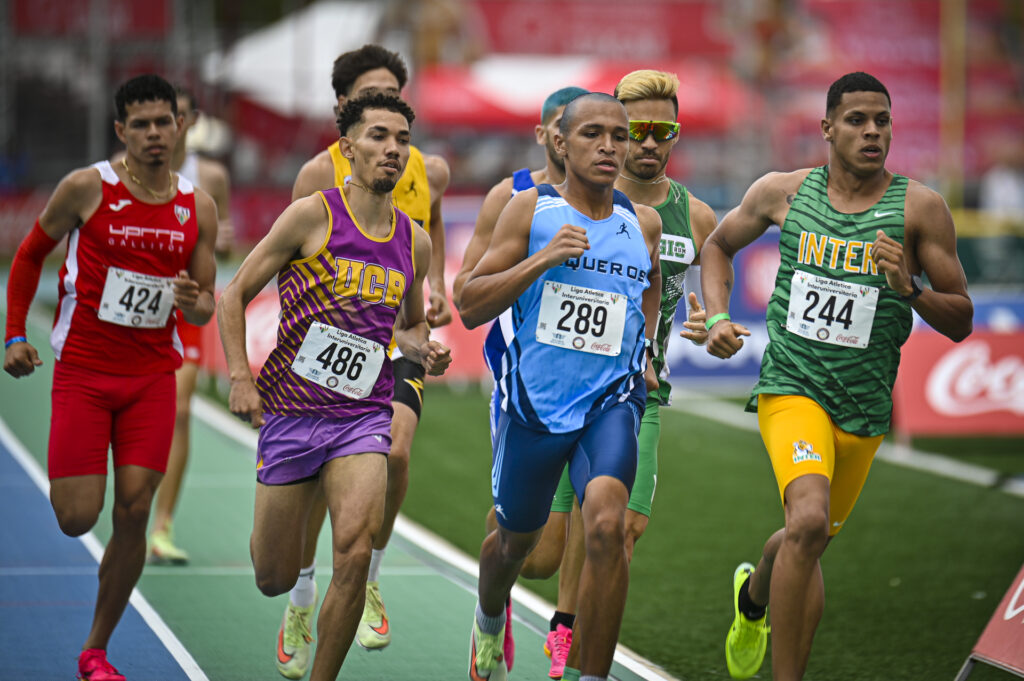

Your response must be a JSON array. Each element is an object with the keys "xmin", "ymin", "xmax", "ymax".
[{"xmin": 705, "ymin": 312, "xmax": 731, "ymax": 331}]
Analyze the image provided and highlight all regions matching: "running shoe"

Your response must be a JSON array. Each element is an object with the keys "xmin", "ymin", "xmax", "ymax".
[
  {"xmin": 356, "ymin": 581, "xmax": 391, "ymax": 650},
  {"xmin": 148, "ymin": 523, "xmax": 189, "ymax": 565},
  {"xmin": 276, "ymin": 592, "xmax": 316, "ymax": 679},
  {"xmin": 469, "ymin": 618, "xmax": 507, "ymax": 681},
  {"xmin": 77, "ymin": 648, "xmax": 125, "ymax": 681},
  {"xmin": 543, "ymin": 623, "xmax": 572, "ymax": 679},
  {"xmin": 725, "ymin": 562, "xmax": 769, "ymax": 679},
  {"xmin": 503, "ymin": 597, "xmax": 515, "ymax": 671}
]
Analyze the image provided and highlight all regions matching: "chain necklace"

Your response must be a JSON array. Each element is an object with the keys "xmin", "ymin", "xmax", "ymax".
[
  {"xmin": 618, "ymin": 172, "xmax": 668, "ymax": 185},
  {"xmin": 346, "ymin": 180, "xmax": 395, "ymax": 228},
  {"xmin": 121, "ymin": 157, "xmax": 174, "ymax": 200}
]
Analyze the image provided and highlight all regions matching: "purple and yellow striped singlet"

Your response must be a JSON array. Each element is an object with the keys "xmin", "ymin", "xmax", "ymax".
[{"xmin": 256, "ymin": 187, "xmax": 415, "ymax": 419}]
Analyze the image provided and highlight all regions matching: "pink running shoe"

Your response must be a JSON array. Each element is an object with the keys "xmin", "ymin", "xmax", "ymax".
[
  {"xmin": 503, "ymin": 597, "xmax": 515, "ymax": 672},
  {"xmin": 78, "ymin": 649, "xmax": 126, "ymax": 681},
  {"xmin": 544, "ymin": 624, "xmax": 573, "ymax": 679}
]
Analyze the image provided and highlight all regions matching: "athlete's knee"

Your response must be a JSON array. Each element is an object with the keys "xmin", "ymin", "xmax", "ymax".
[
  {"xmin": 111, "ymin": 491, "xmax": 154, "ymax": 534},
  {"xmin": 496, "ymin": 527, "xmax": 538, "ymax": 563},
  {"xmin": 52, "ymin": 502, "xmax": 102, "ymax": 537},
  {"xmin": 175, "ymin": 399, "xmax": 192, "ymax": 428},
  {"xmin": 784, "ymin": 507, "xmax": 829, "ymax": 557},
  {"xmin": 584, "ymin": 509, "xmax": 626, "ymax": 558},
  {"xmin": 254, "ymin": 564, "xmax": 298, "ymax": 597},
  {"xmin": 330, "ymin": 520, "xmax": 376, "ymax": 573}
]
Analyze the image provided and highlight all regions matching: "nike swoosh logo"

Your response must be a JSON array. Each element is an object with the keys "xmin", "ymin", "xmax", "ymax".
[
  {"xmin": 276, "ymin": 628, "xmax": 293, "ymax": 664},
  {"xmin": 371, "ymin": 617, "xmax": 389, "ymax": 635},
  {"xmin": 108, "ymin": 199, "xmax": 132, "ymax": 212},
  {"xmin": 874, "ymin": 210, "xmax": 898, "ymax": 218}
]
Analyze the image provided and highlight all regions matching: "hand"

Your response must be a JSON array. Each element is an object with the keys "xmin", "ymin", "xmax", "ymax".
[
  {"xmin": 214, "ymin": 220, "xmax": 235, "ymax": 257},
  {"xmin": 541, "ymin": 224, "xmax": 589, "ymax": 268},
  {"xmin": 420, "ymin": 340, "xmax": 452, "ymax": 376},
  {"xmin": 706, "ymin": 318, "xmax": 752, "ymax": 359},
  {"xmin": 644, "ymin": 361, "xmax": 659, "ymax": 393},
  {"xmin": 426, "ymin": 289, "xmax": 452, "ymax": 328},
  {"xmin": 3, "ymin": 341, "xmax": 43, "ymax": 378},
  {"xmin": 228, "ymin": 375, "xmax": 265, "ymax": 428},
  {"xmin": 678, "ymin": 292, "xmax": 708, "ymax": 345},
  {"xmin": 172, "ymin": 269, "xmax": 201, "ymax": 312},
  {"xmin": 872, "ymin": 230, "xmax": 912, "ymax": 296}
]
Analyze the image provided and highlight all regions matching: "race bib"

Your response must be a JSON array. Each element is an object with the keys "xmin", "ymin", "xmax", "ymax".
[
  {"xmin": 535, "ymin": 281, "xmax": 627, "ymax": 356},
  {"xmin": 97, "ymin": 267, "xmax": 175, "ymax": 328},
  {"xmin": 786, "ymin": 270, "xmax": 878, "ymax": 349},
  {"xmin": 291, "ymin": 322, "xmax": 384, "ymax": 399}
]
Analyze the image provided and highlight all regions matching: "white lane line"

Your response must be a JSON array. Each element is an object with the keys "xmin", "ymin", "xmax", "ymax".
[
  {"xmin": 194, "ymin": 393, "xmax": 680, "ymax": 681},
  {"xmin": 0, "ymin": 416, "xmax": 210, "ymax": 681},
  {"xmin": 667, "ymin": 389, "xmax": 1024, "ymax": 498}
]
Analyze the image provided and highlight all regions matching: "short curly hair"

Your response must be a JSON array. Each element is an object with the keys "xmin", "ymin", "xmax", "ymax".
[
  {"xmin": 332, "ymin": 44, "xmax": 408, "ymax": 99},
  {"xmin": 336, "ymin": 92, "xmax": 416, "ymax": 138}
]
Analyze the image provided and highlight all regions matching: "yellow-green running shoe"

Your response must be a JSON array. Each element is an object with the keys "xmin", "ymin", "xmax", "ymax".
[
  {"xmin": 725, "ymin": 562, "xmax": 769, "ymax": 679},
  {"xmin": 148, "ymin": 523, "xmax": 189, "ymax": 565},
  {"xmin": 356, "ymin": 581, "xmax": 391, "ymax": 650},
  {"xmin": 468, "ymin": 617, "xmax": 507, "ymax": 681},
  {"xmin": 276, "ymin": 590, "xmax": 316, "ymax": 680}
]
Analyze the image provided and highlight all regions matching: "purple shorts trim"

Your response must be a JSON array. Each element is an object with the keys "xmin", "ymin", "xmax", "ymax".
[{"xmin": 256, "ymin": 410, "xmax": 392, "ymax": 485}]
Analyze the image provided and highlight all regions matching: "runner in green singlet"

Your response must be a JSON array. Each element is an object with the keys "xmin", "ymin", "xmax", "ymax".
[{"xmin": 701, "ymin": 71, "xmax": 973, "ymax": 681}]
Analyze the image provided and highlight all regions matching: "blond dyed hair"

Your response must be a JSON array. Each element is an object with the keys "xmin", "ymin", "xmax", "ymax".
[{"xmin": 614, "ymin": 70, "xmax": 680, "ymax": 114}]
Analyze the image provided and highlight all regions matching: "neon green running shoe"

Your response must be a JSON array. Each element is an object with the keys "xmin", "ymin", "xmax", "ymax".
[
  {"xmin": 276, "ymin": 592, "xmax": 316, "ymax": 680},
  {"xmin": 356, "ymin": 581, "xmax": 391, "ymax": 650},
  {"xmin": 149, "ymin": 523, "xmax": 189, "ymax": 565},
  {"xmin": 468, "ymin": 617, "xmax": 507, "ymax": 681},
  {"xmin": 725, "ymin": 562, "xmax": 769, "ymax": 679}
]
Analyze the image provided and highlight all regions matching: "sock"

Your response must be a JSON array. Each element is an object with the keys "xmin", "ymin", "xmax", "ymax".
[
  {"xmin": 368, "ymin": 548, "xmax": 386, "ymax": 582},
  {"xmin": 738, "ymin": 575, "xmax": 767, "ymax": 620},
  {"xmin": 475, "ymin": 602, "xmax": 507, "ymax": 636},
  {"xmin": 289, "ymin": 563, "xmax": 316, "ymax": 608},
  {"xmin": 549, "ymin": 610, "xmax": 576, "ymax": 631},
  {"xmin": 579, "ymin": 675, "xmax": 604, "ymax": 681},
  {"xmin": 562, "ymin": 667, "xmax": 581, "ymax": 681}
]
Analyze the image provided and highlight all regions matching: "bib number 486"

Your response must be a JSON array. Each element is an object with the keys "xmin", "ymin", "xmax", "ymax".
[{"xmin": 315, "ymin": 343, "xmax": 366, "ymax": 381}]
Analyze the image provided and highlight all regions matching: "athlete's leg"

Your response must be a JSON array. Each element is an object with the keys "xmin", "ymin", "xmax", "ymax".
[
  {"xmin": 521, "ymin": 468, "xmax": 573, "ymax": 579},
  {"xmin": 85, "ymin": 464, "xmax": 165, "ymax": 650},
  {"xmin": 309, "ymin": 452, "xmax": 387, "ymax": 681},
  {"xmin": 375, "ymin": 400, "xmax": 417, "ymax": 551},
  {"xmin": 150, "ymin": 361, "xmax": 199, "ymax": 560},
  {"xmin": 624, "ymin": 399, "xmax": 659, "ymax": 559},
  {"xmin": 251, "ymin": 478, "xmax": 319, "ymax": 596}
]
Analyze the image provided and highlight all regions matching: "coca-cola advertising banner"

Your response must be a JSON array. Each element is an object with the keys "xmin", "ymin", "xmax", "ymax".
[
  {"xmin": 893, "ymin": 330, "xmax": 1024, "ymax": 436},
  {"xmin": 965, "ymin": 563, "xmax": 1024, "ymax": 676}
]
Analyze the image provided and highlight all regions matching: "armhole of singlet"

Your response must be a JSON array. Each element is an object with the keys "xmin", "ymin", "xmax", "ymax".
[{"xmin": 287, "ymin": 190, "xmax": 333, "ymax": 265}]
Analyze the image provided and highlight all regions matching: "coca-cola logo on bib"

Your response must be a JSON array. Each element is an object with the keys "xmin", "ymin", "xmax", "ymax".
[{"xmin": 925, "ymin": 341, "xmax": 1024, "ymax": 416}]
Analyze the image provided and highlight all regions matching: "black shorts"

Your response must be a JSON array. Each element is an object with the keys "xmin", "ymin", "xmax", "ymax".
[{"xmin": 392, "ymin": 356, "xmax": 426, "ymax": 418}]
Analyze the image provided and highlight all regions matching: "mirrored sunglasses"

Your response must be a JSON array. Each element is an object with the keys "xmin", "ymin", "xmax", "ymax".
[{"xmin": 628, "ymin": 120, "xmax": 681, "ymax": 142}]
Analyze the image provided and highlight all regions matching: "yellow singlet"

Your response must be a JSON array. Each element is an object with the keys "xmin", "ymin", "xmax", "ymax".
[{"xmin": 328, "ymin": 141, "xmax": 432, "ymax": 233}]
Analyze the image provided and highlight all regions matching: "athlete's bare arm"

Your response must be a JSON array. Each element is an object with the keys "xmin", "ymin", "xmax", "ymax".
[
  {"xmin": 702, "ymin": 171, "xmax": 810, "ymax": 358},
  {"xmin": 197, "ymin": 158, "xmax": 234, "ymax": 255},
  {"xmin": 459, "ymin": 189, "xmax": 590, "ymax": 329},
  {"xmin": 424, "ymin": 154, "xmax": 452, "ymax": 328},
  {"xmin": 872, "ymin": 181, "xmax": 972, "ymax": 342},
  {"xmin": 3, "ymin": 168, "xmax": 102, "ymax": 377},
  {"xmin": 637, "ymin": 203, "xmax": 663, "ymax": 391},
  {"xmin": 177, "ymin": 188, "xmax": 218, "ymax": 326},
  {"xmin": 218, "ymin": 196, "xmax": 329, "ymax": 427},
  {"xmin": 291, "ymin": 151, "xmax": 335, "ymax": 202},
  {"xmin": 678, "ymin": 194, "xmax": 719, "ymax": 344},
  {"xmin": 394, "ymin": 224, "xmax": 452, "ymax": 376},
  {"xmin": 452, "ymin": 176, "xmax": 515, "ymax": 310}
]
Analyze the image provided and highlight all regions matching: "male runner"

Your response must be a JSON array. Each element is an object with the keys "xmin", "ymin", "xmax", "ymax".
[
  {"xmin": 217, "ymin": 93, "xmax": 451, "ymax": 681},
  {"xmin": 4, "ymin": 74, "xmax": 217, "ymax": 681},
  {"xmin": 701, "ymin": 72, "xmax": 973, "ymax": 680},
  {"xmin": 460, "ymin": 92, "xmax": 662, "ymax": 681},
  {"xmin": 548, "ymin": 68, "xmax": 718, "ymax": 681},
  {"xmin": 453, "ymin": 84, "xmax": 588, "ymax": 674},
  {"xmin": 147, "ymin": 85, "xmax": 234, "ymax": 565},
  {"xmin": 275, "ymin": 45, "xmax": 452, "ymax": 676}
]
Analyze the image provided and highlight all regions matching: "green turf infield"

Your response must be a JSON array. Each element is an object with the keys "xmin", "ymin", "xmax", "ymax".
[{"xmin": 405, "ymin": 383, "xmax": 1024, "ymax": 680}]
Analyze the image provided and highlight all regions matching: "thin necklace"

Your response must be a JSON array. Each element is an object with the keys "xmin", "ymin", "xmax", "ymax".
[
  {"xmin": 618, "ymin": 173, "xmax": 668, "ymax": 185},
  {"xmin": 121, "ymin": 157, "xmax": 174, "ymax": 200},
  {"xmin": 346, "ymin": 181, "xmax": 395, "ymax": 229}
]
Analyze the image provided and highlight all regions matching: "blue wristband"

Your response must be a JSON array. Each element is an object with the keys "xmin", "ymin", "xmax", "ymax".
[{"xmin": 5, "ymin": 336, "xmax": 27, "ymax": 349}]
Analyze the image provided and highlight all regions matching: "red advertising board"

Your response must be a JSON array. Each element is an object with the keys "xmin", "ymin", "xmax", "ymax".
[
  {"xmin": 14, "ymin": 0, "xmax": 169, "ymax": 38},
  {"xmin": 893, "ymin": 330, "xmax": 1024, "ymax": 436},
  {"xmin": 964, "ymin": 564, "xmax": 1024, "ymax": 676}
]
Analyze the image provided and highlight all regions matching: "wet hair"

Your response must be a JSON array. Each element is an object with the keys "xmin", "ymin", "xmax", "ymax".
[
  {"xmin": 541, "ymin": 86, "xmax": 589, "ymax": 124},
  {"xmin": 332, "ymin": 44, "xmax": 409, "ymax": 98},
  {"xmin": 826, "ymin": 72, "xmax": 891, "ymax": 116},
  {"xmin": 336, "ymin": 92, "xmax": 416, "ymax": 137},
  {"xmin": 615, "ymin": 69, "xmax": 680, "ymax": 116},
  {"xmin": 175, "ymin": 85, "xmax": 197, "ymax": 113},
  {"xmin": 558, "ymin": 92, "xmax": 625, "ymax": 137},
  {"xmin": 114, "ymin": 74, "xmax": 177, "ymax": 121}
]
